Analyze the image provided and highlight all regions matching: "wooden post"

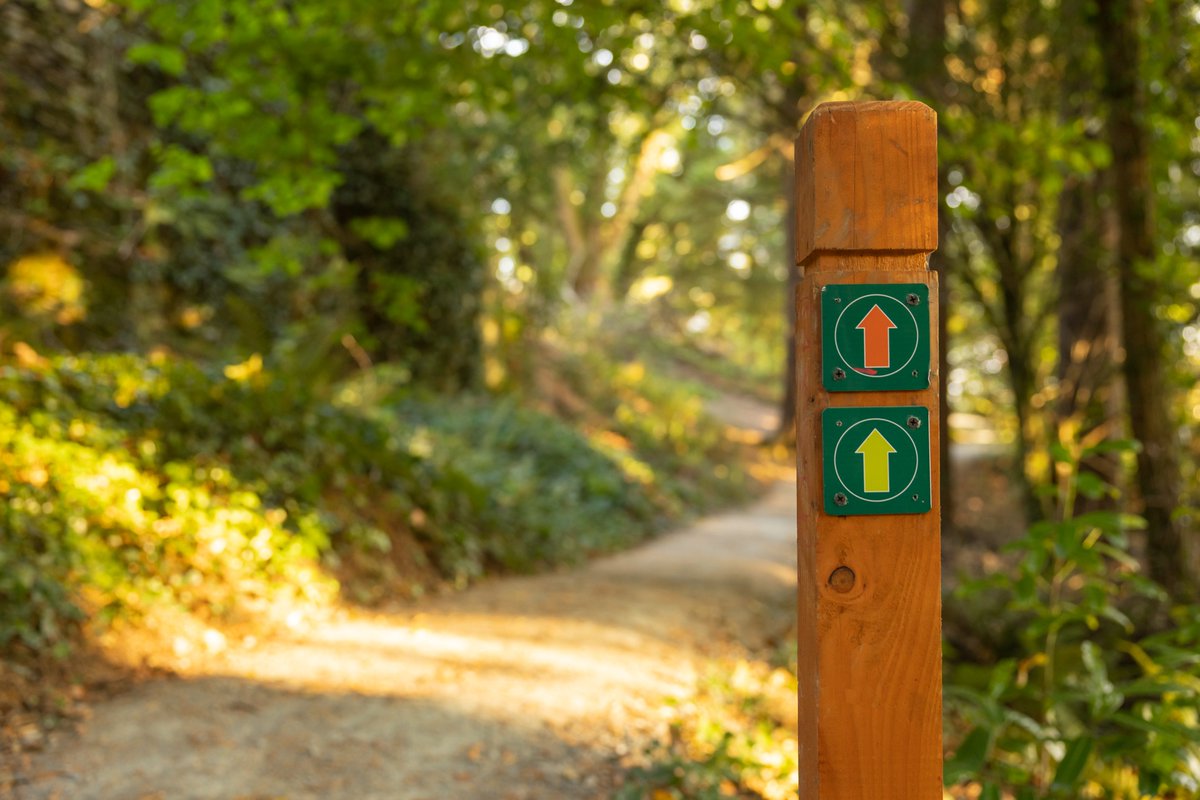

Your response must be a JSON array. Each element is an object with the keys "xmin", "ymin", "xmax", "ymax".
[{"xmin": 795, "ymin": 101, "xmax": 942, "ymax": 798}]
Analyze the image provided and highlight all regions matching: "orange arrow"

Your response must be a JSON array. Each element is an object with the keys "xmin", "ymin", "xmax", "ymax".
[{"xmin": 856, "ymin": 304, "xmax": 898, "ymax": 369}]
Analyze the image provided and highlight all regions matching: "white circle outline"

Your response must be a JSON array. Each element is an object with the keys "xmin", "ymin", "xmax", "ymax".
[
  {"xmin": 832, "ymin": 417, "xmax": 920, "ymax": 503},
  {"xmin": 833, "ymin": 292, "xmax": 921, "ymax": 379}
]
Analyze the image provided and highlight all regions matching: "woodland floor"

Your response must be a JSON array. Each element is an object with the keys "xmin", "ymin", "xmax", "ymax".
[
  {"xmin": 8, "ymin": 398, "xmax": 798, "ymax": 800},
  {"xmin": 5, "ymin": 394, "xmax": 1025, "ymax": 800}
]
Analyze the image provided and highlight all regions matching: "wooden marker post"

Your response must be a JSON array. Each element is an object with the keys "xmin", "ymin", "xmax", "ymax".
[{"xmin": 794, "ymin": 101, "xmax": 942, "ymax": 798}]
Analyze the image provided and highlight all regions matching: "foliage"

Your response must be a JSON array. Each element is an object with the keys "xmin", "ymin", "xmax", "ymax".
[
  {"xmin": 538, "ymin": 315, "xmax": 758, "ymax": 517},
  {"xmin": 0, "ymin": 353, "xmax": 337, "ymax": 652},
  {"xmin": 0, "ymin": 347, "xmax": 756, "ymax": 656},
  {"xmin": 332, "ymin": 140, "xmax": 484, "ymax": 390},
  {"xmin": 944, "ymin": 439, "xmax": 1200, "ymax": 798},
  {"xmin": 619, "ymin": 651, "xmax": 799, "ymax": 800},
  {"xmin": 378, "ymin": 395, "xmax": 659, "ymax": 579},
  {"xmin": 5, "ymin": 0, "xmax": 1200, "ymax": 784}
]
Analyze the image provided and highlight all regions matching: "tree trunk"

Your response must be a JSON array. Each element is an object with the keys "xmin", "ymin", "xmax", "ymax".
[
  {"xmin": 1095, "ymin": 0, "xmax": 1189, "ymax": 597},
  {"xmin": 1005, "ymin": 335, "xmax": 1041, "ymax": 521},
  {"xmin": 613, "ymin": 218, "xmax": 650, "ymax": 300},
  {"xmin": 774, "ymin": 3, "xmax": 811, "ymax": 444},
  {"xmin": 929, "ymin": 218, "xmax": 953, "ymax": 530},
  {"xmin": 1055, "ymin": 170, "xmax": 1122, "ymax": 511},
  {"xmin": 904, "ymin": 0, "xmax": 953, "ymax": 528},
  {"xmin": 777, "ymin": 158, "xmax": 798, "ymax": 442},
  {"xmin": 571, "ymin": 248, "xmax": 603, "ymax": 299},
  {"xmin": 995, "ymin": 250, "xmax": 1043, "ymax": 521}
]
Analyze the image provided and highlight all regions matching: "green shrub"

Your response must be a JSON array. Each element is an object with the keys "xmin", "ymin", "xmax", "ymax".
[
  {"xmin": 0, "ymin": 354, "xmax": 344, "ymax": 652},
  {"xmin": 550, "ymin": 344, "xmax": 756, "ymax": 517},
  {"xmin": 386, "ymin": 397, "xmax": 661, "ymax": 578},
  {"xmin": 618, "ymin": 651, "xmax": 799, "ymax": 800},
  {"xmin": 0, "ymin": 349, "xmax": 757, "ymax": 658},
  {"xmin": 944, "ymin": 438, "xmax": 1200, "ymax": 798}
]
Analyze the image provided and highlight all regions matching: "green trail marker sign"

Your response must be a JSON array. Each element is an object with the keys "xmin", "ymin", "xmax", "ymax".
[
  {"xmin": 822, "ymin": 283, "xmax": 930, "ymax": 392},
  {"xmin": 822, "ymin": 405, "xmax": 931, "ymax": 516}
]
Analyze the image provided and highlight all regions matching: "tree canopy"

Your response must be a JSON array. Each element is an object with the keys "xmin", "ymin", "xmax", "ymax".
[{"xmin": 5, "ymin": 0, "xmax": 1200, "ymax": 794}]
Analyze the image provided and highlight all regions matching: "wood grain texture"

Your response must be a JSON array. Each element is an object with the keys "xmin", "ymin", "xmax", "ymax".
[
  {"xmin": 795, "ymin": 102, "xmax": 938, "ymax": 265},
  {"xmin": 795, "ymin": 102, "xmax": 942, "ymax": 800}
]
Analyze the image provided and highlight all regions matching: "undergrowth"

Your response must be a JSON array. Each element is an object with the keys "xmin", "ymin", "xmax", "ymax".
[
  {"xmin": 0, "ymin": 346, "xmax": 759, "ymax": 661},
  {"xmin": 618, "ymin": 644, "xmax": 799, "ymax": 800},
  {"xmin": 943, "ymin": 437, "xmax": 1200, "ymax": 798}
]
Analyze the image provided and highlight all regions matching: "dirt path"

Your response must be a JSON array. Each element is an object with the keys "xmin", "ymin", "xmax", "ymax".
[{"xmin": 14, "ymin": 407, "xmax": 797, "ymax": 800}]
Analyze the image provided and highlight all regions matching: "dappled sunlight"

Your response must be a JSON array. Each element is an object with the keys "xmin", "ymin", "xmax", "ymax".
[
  {"xmin": 22, "ymin": 483, "xmax": 798, "ymax": 798},
  {"xmin": 20, "ymin": 675, "xmax": 623, "ymax": 799},
  {"xmin": 201, "ymin": 611, "xmax": 698, "ymax": 710},
  {"xmin": 6, "ymin": 253, "xmax": 85, "ymax": 324},
  {"xmin": 8, "ymin": 0, "xmax": 1198, "ymax": 793}
]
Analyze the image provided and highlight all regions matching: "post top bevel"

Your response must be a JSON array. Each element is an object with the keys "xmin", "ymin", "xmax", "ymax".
[{"xmin": 795, "ymin": 100, "xmax": 939, "ymax": 266}]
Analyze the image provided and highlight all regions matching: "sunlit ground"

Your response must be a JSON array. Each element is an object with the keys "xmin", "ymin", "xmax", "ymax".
[{"xmin": 22, "ymin": 481, "xmax": 799, "ymax": 799}]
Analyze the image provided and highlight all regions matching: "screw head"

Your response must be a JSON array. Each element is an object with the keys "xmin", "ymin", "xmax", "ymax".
[
  {"xmin": 907, "ymin": 293, "xmax": 920, "ymax": 305},
  {"xmin": 835, "ymin": 420, "xmax": 843, "ymax": 427},
  {"xmin": 907, "ymin": 415, "xmax": 921, "ymax": 429},
  {"xmin": 912, "ymin": 370, "xmax": 920, "ymax": 378},
  {"xmin": 834, "ymin": 297, "xmax": 842, "ymax": 304},
  {"xmin": 833, "ymin": 493, "xmax": 849, "ymax": 506},
  {"xmin": 832, "ymin": 368, "xmax": 846, "ymax": 381}
]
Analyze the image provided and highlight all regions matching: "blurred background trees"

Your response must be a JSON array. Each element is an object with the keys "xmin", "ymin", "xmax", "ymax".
[{"xmin": 4, "ymin": 0, "xmax": 1200, "ymax": 793}]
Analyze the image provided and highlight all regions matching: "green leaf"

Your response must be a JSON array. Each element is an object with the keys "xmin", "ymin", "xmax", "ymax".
[
  {"xmin": 1112, "ymin": 711, "xmax": 1200, "ymax": 741},
  {"xmin": 147, "ymin": 86, "xmax": 196, "ymax": 126},
  {"xmin": 1083, "ymin": 438, "xmax": 1140, "ymax": 456},
  {"xmin": 68, "ymin": 157, "xmax": 117, "ymax": 193},
  {"xmin": 349, "ymin": 216, "xmax": 410, "ymax": 248},
  {"xmin": 1002, "ymin": 708, "xmax": 1049, "ymax": 739},
  {"xmin": 1092, "ymin": 542, "xmax": 1140, "ymax": 570},
  {"xmin": 944, "ymin": 727, "xmax": 990, "ymax": 785},
  {"xmin": 1051, "ymin": 737, "xmax": 1093, "ymax": 790},
  {"xmin": 987, "ymin": 659, "xmax": 1017, "ymax": 699},
  {"xmin": 149, "ymin": 145, "xmax": 214, "ymax": 192},
  {"xmin": 1120, "ymin": 678, "xmax": 1196, "ymax": 697},
  {"xmin": 1015, "ymin": 571, "xmax": 1036, "ymax": 603},
  {"xmin": 1081, "ymin": 641, "xmax": 1107, "ymax": 681},
  {"xmin": 1074, "ymin": 510, "xmax": 1146, "ymax": 532},
  {"xmin": 126, "ymin": 42, "xmax": 187, "ymax": 76},
  {"xmin": 1099, "ymin": 605, "xmax": 1134, "ymax": 632},
  {"xmin": 1138, "ymin": 770, "xmax": 1162, "ymax": 797},
  {"xmin": 1074, "ymin": 471, "xmax": 1112, "ymax": 500}
]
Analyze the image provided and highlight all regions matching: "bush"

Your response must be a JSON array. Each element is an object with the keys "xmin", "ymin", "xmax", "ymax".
[
  {"xmin": 944, "ymin": 438, "xmax": 1200, "ymax": 798},
  {"xmin": 546, "ymin": 339, "xmax": 756, "ymax": 517},
  {"xmin": 0, "ymin": 348, "xmax": 759, "ymax": 658},
  {"xmin": 0, "ymin": 353, "xmax": 345, "ymax": 652},
  {"xmin": 618, "ymin": 649, "xmax": 799, "ymax": 800},
  {"xmin": 385, "ymin": 397, "xmax": 660, "ymax": 577}
]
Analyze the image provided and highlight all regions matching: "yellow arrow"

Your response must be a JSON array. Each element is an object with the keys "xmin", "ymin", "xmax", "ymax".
[{"xmin": 855, "ymin": 428, "xmax": 897, "ymax": 493}]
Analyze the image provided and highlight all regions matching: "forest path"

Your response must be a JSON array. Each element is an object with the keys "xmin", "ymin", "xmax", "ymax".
[{"xmin": 16, "ymin": 397, "xmax": 796, "ymax": 800}]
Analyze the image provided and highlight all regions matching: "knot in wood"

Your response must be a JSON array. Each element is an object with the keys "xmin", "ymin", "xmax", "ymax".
[{"xmin": 828, "ymin": 566, "xmax": 856, "ymax": 593}]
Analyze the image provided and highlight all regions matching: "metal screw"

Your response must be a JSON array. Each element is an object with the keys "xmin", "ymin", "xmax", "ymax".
[
  {"xmin": 835, "ymin": 420, "xmax": 843, "ymax": 427},
  {"xmin": 833, "ymin": 493, "xmax": 848, "ymax": 506},
  {"xmin": 832, "ymin": 368, "xmax": 846, "ymax": 381},
  {"xmin": 834, "ymin": 297, "xmax": 842, "ymax": 304},
  {"xmin": 912, "ymin": 494, "xmax": 920, "ymax": 501},
  {"xmin": 907, "ymin": 415, "xmax": 921, "ymax": 429},
  {"xmin": 907, "ymin": 293, "xmax": 920, "ymax": 305},
  {"xmin": 912, "ymin": 370, "xmax": 919, "ymax": 377},
  {"xmin": 828, "ymin": 566, "xmax": 856, "ymax": 593}
]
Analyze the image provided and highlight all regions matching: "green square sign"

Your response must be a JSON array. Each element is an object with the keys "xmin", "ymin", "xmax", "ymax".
[
  {"xmin": 822, "ymin": 406, "xmax": 931, "ymax": 516},
  {"xmin": 822, "ymin": 283, "xmax": 930, "ymax": 392}
]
